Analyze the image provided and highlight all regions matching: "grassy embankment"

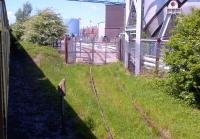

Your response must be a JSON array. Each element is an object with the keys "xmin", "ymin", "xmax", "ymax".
[{"xmin": 20, "ymin": 41, "xmax": 200, "ymax": 139}]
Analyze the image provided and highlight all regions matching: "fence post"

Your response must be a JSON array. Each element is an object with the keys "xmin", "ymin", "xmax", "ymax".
[
  {"xmin": 155, "ymin": 38, "xmax": 161, "ymax": 75},
  {"xmin": 92, "ymin": 38, "xmax": 95, "ymax": 64},
  {"xmin": 64, "ymin": 36, "xmax": 68, "ymax": 64},
  {"xmin": 119, "ymin": 39, "xmax": 122, "ymax": 61},
  {"xmin": 80, "ymin": 39, "xmax": 82, "ymax": 57},
  {"xmin": 58, "ymin": 78, "xmax": 66, "ymax": 134},
  {"xmin": 105, "ymin": 41, "xmax": 107, "ymax": 64}
]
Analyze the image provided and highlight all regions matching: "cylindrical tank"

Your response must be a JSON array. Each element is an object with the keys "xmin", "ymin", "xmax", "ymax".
[{"xmin": 65, "ymin": 18, "xmax": 80, "ymax": 36}]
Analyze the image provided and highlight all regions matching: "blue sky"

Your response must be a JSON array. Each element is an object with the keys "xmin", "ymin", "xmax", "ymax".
[{"xmin": 5, "ymin": 0, "xmax": 105, "ymax": 27}]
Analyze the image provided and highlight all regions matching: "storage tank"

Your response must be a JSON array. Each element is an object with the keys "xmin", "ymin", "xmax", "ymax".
[{"xmin": 65, "ymin": 18, "xmax": 80, "ymax": 36}]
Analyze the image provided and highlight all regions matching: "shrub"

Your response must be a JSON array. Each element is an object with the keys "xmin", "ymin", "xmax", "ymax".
[
  {"xmin": 164, "ymin": 8, "xmax": 200, "ymax": 106},
  {"xmin": 22, "ymin": 8, "xmax": 66, "ymax": 45},
  {"xmin": 11, "ymin": 21, "xmax": 25, "ymax": 40}
]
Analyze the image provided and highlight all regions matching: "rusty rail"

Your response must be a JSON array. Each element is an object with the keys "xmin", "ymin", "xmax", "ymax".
[{"xmin": 89, "ymin": 67, "xmax": 113, "ymax": 139}]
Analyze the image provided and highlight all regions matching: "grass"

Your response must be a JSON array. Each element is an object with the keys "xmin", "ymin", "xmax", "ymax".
[
  {"xmin": 20, "ymin": 41, "xmax": 200, "ymax": 139},
  {"xmin": 95, "ymin": 63, "xmax": 200, "ymax": 139}
]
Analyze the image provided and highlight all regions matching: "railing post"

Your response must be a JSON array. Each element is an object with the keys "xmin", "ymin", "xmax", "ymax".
[
  {"xmin": 155, "ymin": 38, "xmax": 161, "ymax": 75},
  {"xmin": 92, "ymin": 38, "xmax": 95, "ymax": 64},
  {"xmin": 64, "ymin": 36, "xmax": 68, "ymax": 64},
  {"xmin": 105, "ymin": 41, "xmax": 107, "ymax": 64},
  {"xmin": 80, "ymin": 39, "xmax": 82, "ymax": 57}
]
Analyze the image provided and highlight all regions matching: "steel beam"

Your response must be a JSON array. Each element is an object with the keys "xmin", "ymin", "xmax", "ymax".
[
  {"xmin": 134, "ymin": 0, "xmax": 142, "ymax": 75},
  {"xmin": 66, "ymin": 0, "xmax": 125, "ymax": 4},
  {"xmin": 124, "ymin": 0, "xmax": 130, "ymax": 68}
]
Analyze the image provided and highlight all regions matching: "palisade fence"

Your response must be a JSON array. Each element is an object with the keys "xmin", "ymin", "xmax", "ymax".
[
  {"xmin": 0, "ymin": 0, "xmax": 10, "ymax": 139},
  {"xmin": 118, "ymin": 37, "xmax": 170, "ymax": 75},
  {"xmin": 55, "ymin": 36, "xmax": 118, "ymax": 65}
]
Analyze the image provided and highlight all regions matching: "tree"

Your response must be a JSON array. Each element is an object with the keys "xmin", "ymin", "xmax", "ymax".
[
  {"xmin": 22, "ymin": 8, "xmax": 67, "ymax": 45},
  {"xmin": 164, "ymin": 8, "xmax": 200, "ymax": 106},
  {"xmin": 15, "ymin": 2, "xmax": 32, "ymax": 21},
  {"xmin": 11, "ymin": 21, "xmax": 25, "ymax": 40}
]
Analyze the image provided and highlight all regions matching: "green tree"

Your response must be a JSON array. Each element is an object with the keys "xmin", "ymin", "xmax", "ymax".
[
  {"xmin": 15, "ymin": 1, "xmax": 32, "ymax": 21},
  {"xmin": 164, "ymin": 8, "xmax": 200, "ymax": 106},
  {"xmin": 11, "ymin": 21, "xmax": 25, "ymax": 40},
  {"xmin": 12, "ymin": 1, "xmax": 32, "ymax": 40},
  {"xmin": 22, "ymin": 8, "xmax": 66, "ymax": 45}
]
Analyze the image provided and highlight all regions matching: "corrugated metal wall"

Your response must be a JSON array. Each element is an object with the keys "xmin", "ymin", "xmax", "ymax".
[{"xmin": 0, "ymin": 0, "xmax": 10, "ymax": 138}]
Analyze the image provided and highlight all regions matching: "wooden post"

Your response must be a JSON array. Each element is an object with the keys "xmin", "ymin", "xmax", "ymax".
[
  {"xmin": 155, "ymin": 38, "xmax": 161, "ymax": 75},
  {"xmin": 58, "ymin": 78, "xmax": 66, "ymax": 134},
  {"xmin": 64, "ymin": 36, "xmax": 69, "ymax": 64}
]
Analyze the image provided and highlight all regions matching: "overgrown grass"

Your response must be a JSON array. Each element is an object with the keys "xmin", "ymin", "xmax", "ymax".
[
  {"xmin": 20, "ymin": 41, "xmax": 200, "ymax": 139},
  {"xmin": 20, "ymin": 41, "xmax": 106, "ymax": 138},
  {"xmin": 96, "ymin": 63, "xmax": 200, "ymax": 139}
]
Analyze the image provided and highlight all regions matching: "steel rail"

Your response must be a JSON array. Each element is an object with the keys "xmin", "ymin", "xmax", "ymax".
[
  {"xmin": 82, "ymin": 45, "xmax": 113, "ymax": 138},
  {"xmin": 89, "ymin": 66, "xmax": 113, "ymax": 139},
  {"xmin": 105, "ymin": 66, "xmax": 172, "ymax": 139}
]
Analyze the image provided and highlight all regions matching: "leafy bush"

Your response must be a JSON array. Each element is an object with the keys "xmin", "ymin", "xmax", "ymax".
[
  {"xmin": 164, "ymin": 9, "xmax": 200, "ymax": 106},
  {"xmin": 11, "ymin": 21, "xmax": 25, "ymax": 40},
  {"xmin": 22, "ymin": 8, "xmax": 66, "ymax": 45}
]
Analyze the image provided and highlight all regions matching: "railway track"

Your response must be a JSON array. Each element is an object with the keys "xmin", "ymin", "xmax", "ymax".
[
  {"xmin": 104, "ymin": 66, "xmax": 172, "ymax": 139},
  {"xmin": 79, "ymin": 46, "xmax": 170, "ymax": 138},
  {"xmin": 89, "ymin": 66, "xmax": 113, "ymax": 139},
  {"xmin": 82, "ymin": 47, "xmax": 113, "ymax": 139},
  {"xmin": 76, "ymin": 43, "xmax": 172, "ymax": 138}
]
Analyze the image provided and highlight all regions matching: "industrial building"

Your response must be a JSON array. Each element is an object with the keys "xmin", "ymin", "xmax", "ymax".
[
  {"xmin": 105, "ymin": 4, "xmax": 125, "ymax": 39},
  {"xmin": 124, "ymin": 0, "xmax": 200, "ymax": 75}
]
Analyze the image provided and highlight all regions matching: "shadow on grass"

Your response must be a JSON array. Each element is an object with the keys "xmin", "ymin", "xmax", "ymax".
[{"xmin": 8, "ymin": 36, "xmax": 97, "ymax": 139}]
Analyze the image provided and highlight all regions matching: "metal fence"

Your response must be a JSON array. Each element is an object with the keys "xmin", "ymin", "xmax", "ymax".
[
  {"xmin": 118, "ymin": 37, "xmax": 170, "ymax": 75},
  {"xmin": 0, "ymin": 0, "xmax": 10, "ymax": 138},
  {"xmin": 141, "ymin": 39, "xmax": 170, "ymax": 73},
  {"xmin": 59, "ymin": 37, "xmax": 119, "ymax": 65}
]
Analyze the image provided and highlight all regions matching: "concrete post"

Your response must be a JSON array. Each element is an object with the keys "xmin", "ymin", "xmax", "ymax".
[
  {"xmin": 124, "ymin": 33, "xmax": 129, "ymax": 68},
  {"xmin": 124, "ymin": 0, "xmax": 130, "ymax": 69},
  {"xmin": 135, "ymin": 0, "xmax": 142, "ymax": 75}
]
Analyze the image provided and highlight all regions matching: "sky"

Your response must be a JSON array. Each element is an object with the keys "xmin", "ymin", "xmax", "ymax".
[{"xmin": 5, "ymin": 0, "xmax": 105, "ymax": 27}]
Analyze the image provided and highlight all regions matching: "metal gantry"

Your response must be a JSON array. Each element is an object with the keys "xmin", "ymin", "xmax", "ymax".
[
  {"xmin": 125, "ymin": 0, "xmax": 182, "ymax": 75},
  {"xmin": 66, "ymin": 0, "xmax": 125, "ymax": 5}
]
